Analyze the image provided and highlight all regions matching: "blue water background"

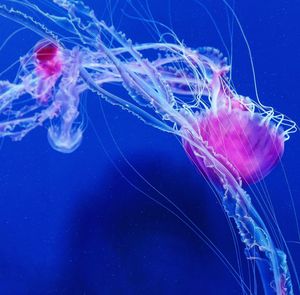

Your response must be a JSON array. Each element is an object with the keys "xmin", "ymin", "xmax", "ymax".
[{"xmin": 0, "ymin": 0, "xmax": 299, "ymax": 294}]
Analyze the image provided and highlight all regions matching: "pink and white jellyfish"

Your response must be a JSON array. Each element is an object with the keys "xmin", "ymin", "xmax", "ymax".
[{"xmin": 0, "ymin": 0, "xmax": 298, "ymax": 294}]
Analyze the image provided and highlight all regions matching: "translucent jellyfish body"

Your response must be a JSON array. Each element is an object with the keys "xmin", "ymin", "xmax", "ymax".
[{"xmin": 183, "ymin": 107, "xmax": 285, "ymax": 185}]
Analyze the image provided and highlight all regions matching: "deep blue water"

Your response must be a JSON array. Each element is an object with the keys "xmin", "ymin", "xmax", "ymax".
[{"xmin": 0, "ymin": 0, "xmax": 299, "ymax": 294}]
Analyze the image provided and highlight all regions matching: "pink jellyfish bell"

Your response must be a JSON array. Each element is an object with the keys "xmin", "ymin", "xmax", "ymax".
[
  {"xmin": 183, "ymin": 80, "xmax": 285, "ymax": 186},
  {"xmin": 34, "ymin": 40, "xmax": 62, "ymax": 78}
]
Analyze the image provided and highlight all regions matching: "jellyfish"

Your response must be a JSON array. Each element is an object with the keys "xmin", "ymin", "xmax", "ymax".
[{"xmin": 0, "ymin": 0, "xmax": 298, "ymax": 294}]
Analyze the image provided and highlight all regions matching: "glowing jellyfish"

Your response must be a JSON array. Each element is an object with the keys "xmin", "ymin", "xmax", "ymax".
[
  {"xmin": 183, "ymin": 102, "xmax": 285, "ymax": 185},
  {"xmin": 0, "ymin": 0, "xmax": 298, "ymax": 294}
]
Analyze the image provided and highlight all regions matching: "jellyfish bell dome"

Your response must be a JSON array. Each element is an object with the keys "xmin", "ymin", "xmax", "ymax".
[
  {"xmin": 47, "ymin": 125, "xmax": 83, "ymax": 154},
  {"xmin": 35, "ymin": 41, "xmax": 59, "ymax": 63},
  {"xmin": 34, "ymin": 40, "xmax": 62, "ymax": 78},
  {"xmin": 182, "ymin": 107, "xmax": 285, "ymax": 185}
]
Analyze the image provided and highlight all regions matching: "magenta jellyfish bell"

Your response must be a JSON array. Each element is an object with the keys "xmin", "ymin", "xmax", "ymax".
[
  {"xmin": 183, "ymin": 90, "xmax": 285, "ymax": 186},
  {"xmin": 34, "ymin": 40, "xmax": 62, "ymax": 78}
]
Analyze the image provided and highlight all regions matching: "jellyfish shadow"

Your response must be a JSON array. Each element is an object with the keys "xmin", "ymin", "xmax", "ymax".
[{"xmin": 58, "ymin": 152, "xmax": 243, "ymax": 295}]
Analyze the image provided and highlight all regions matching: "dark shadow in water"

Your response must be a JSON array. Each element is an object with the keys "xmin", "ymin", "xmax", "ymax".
[{"xmin": 56, "ymin": 153, "xmax": 241, "ymax": 295}]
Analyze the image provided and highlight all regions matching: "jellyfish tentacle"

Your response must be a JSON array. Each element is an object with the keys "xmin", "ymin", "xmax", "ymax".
[{"xmin": 182, "ymin": 125, "xmax": 294, "ymax": 295}]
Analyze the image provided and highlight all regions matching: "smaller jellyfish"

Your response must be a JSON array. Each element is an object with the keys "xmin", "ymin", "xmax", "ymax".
[
  {"xmin": 0, "ymin": 37, "xmax": 84, "ymax": 153},
  {"xmin": 32, "ymin": 41, "xmax": 84, "ymax": 154}
]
